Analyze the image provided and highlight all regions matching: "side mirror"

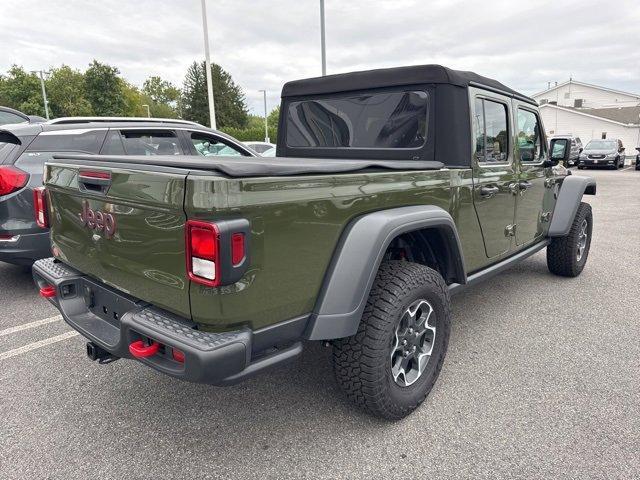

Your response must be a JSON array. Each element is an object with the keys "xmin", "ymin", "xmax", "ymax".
[
  {"xmin": 619, "ymin": 147, "xmax": 625, "ymax": 153},
  {"xmin": 547, "ymin": 138, "xmax": 571, "ymax": 167},
  {"xmin": 579, "ymin": 147, "xmax": 583, "ymax": 153}
]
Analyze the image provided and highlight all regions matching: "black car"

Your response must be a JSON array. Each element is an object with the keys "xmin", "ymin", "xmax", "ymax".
[
  {"xmin": 635, "ymin": 147, "xmax": 640, "ymax": 170},
  {"xmin": 0, "ymin": 117, "xmax": 255, "ymax": 266}
]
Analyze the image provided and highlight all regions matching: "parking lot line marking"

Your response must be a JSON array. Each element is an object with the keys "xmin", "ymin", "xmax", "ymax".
[
  {"xmin": 0, "ymin": 315, "xmax": 62, "ymax": 337},
  {"xmin": 0, "ymin": 331, "xmax": 79, "ymax": 360}
]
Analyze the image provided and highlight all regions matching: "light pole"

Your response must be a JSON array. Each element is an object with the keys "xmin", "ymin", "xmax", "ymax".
[
  {"xmin": 142, "ymin": 104, "xmax": 151, "ymax": 118},
  {"xmin": 320, "ymin": 0, "xmax": 326, "ymax": 76},
  {"xmin": 32, "ymin": 70, "xmax": 50, "ymax": 120},
  {"xmin": 200, "ymin": 0, "xmax": 217, "ymax": 129},
  {"xmin": 259, "ymin": 90, "xmax": 269, "ymax": 143}
]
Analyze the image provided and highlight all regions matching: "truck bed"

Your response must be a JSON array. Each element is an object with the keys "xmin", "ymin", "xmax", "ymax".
[{"xmin": 53, "ymin": 154, "xmax": 444, "ymax": 177}]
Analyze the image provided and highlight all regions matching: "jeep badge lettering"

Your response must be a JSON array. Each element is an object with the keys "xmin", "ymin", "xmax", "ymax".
[{"xmin": 79, "ymin": 200, "xmax": 116, "ymax": 238}]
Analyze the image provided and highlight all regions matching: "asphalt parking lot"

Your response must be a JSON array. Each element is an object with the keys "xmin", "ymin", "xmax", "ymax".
[{"xmin": 1, "ymin": 167, "xmax": 638, "ymax": 479}]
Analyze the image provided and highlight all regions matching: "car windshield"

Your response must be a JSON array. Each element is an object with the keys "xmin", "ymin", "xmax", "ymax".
[{"xmin": 585, "ymin": 140, "xmax": 616, "ymax": 150}]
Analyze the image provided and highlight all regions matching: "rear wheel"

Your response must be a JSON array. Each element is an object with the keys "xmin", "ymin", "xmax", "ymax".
[
  {"xmin": 547, "ymin": 202, "xmax": 592, "ymax": 277},
  {"xmin": 332, "ymin": 261, "xmax": 451, "ymax": 420}
]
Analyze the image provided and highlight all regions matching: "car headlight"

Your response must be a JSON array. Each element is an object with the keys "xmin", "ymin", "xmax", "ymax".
[{"xmin": 606, "ymin": 153, "xmax": 617, "ymax": 158}]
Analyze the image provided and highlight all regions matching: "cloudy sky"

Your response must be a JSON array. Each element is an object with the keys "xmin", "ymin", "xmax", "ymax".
[{"xmin": 2, "ymin": 0, "xmax": 639, "ymax": 115}]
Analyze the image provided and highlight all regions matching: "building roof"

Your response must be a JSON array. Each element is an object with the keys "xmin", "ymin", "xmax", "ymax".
[
  {"xmin": 282, "ymin": 64, "xmax": 536, "ymax": 104},
  {"xmin": 533, "ymin": 79, "xmax": 640, "ymax": 100},
  {"xmin": 540, "ymin": 104, "xmax": 640, "ymax": 126}
]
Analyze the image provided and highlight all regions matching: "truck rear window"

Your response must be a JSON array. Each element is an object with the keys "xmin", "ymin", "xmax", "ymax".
[{"xmin": 285, "ymin": 90, "xmax": 428, "ymax": 149}]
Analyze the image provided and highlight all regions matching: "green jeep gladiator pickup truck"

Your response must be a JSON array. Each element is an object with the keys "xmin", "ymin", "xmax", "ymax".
[{"xmin": 33, "ymin": 65, "xmax": 596, "ymax": 419}]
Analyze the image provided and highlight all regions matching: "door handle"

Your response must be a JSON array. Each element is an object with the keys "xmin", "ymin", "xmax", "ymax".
[{"xmin": 479, "ymin": 186, "xmax": 499, "ymax": 198}]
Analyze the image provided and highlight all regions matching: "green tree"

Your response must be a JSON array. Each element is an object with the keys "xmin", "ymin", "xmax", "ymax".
[
  {"xmin": 84, "ymin": 60, "xmax": 126, "ymax": 116},
  {"xmin": 267, "ymin": 106, "xmax": 280, "ymax": 128},
  {"xmin": 120, "ymin": 80, "xmax": 146, "ymax": 117},
  {"xmin": 143, "ymin": 76, "xmax": 180, "ymax": 105},
  {"xmin": 0, "ymin": 66, "xmax": 45, "ymax": 116},
  {"xmin": 142, "ymin": 76, "xmax": 180, "ymax": 118},
  {"xmin": 181, "ymin": 61, "xmax": 248, "ymax": 129},
  {"xmin": 46, "ymin": 66, "xmax": 93, "ymax": 117}
]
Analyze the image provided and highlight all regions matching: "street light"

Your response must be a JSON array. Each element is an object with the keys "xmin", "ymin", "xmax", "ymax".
[
  {"xmin": 320, "ymin": 0, "xmax": 326, "ymax": 76},
  {"xmin": 258, "ymin": 90, "xmax": 269, "ymax": 143},
  {"xmin": 200, "ymin": 0, "xmax": 217, "ymax": 129},
  {"xmin": 31, "ymin": 70, "xmax": 50, "ymax": 120},
  {"xmin": 142, "ymin": 104, "xmax": 151, "ymax": 118}
]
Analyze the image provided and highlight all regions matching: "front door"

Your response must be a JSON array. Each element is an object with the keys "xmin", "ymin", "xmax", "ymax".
[
  {"xmin": 514, "ymin": 105, "xmax": 549, "ymax": 246},
  {"xmin": 471, "ymin": 88, "xmax": 517, "ymax": 259}
]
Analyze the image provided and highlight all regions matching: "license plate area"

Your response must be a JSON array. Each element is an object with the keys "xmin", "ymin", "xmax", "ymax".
[{"xmin": 81, "ymin": 278, "xmax": 139, "ymax": 328}]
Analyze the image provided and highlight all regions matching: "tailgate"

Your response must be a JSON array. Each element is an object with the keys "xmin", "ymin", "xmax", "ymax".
[{"xmin": 45, "ymin": 162, "xmax": 190, "ymax": 318}]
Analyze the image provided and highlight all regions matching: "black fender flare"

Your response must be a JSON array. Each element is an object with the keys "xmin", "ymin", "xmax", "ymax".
[
  {"xmin": 548, "ymin": 175, "xmax": 596, "ymax": 237},
  {"xmin": 304, "ymin": 205, "xmax": 466, "ymax": 340}
]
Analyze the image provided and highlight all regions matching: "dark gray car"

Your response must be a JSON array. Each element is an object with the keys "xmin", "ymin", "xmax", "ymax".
[
  {"xmin": 578, "ymin": 138, "xmax": 625, "ymax": 169},
  {"xmin": 0, "ymin": 117, "xmax": 255, "ymax": 265}
]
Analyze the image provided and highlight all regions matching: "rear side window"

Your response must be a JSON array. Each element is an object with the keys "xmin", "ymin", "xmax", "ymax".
[
  {"xmin": 0, "ymin": 132, "xmax": 21, "ymax": 164},
  {"xmin": 116, "ymin": 130, "xmax": 181, "ymax": 155},
  {"xmin": 189, "ymin": 133, "xmax": 247, "ymax": 157},
  {"xmin": 0, "ymin": 111, "xmax": 28, "ymax": 125},
  {"xmin": 474, "ymin": 98, "xmax": 509, "ymax": 163},
  {"xmin": 286, "ymin": 90, "xmax": 428, "ymax": 149},
  {"xmin": 101, "ymin": 131, "xmax": 126, "ymax": 155},
  {"xmin": 28, "ymin": 129, "xmax": 106, "ymax": 154}
]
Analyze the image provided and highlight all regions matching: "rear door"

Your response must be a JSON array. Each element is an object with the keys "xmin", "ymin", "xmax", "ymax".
[
  {"xmin": 45, "ymin": 161, "xmax": 191, "ymax": 318},
  {"xmin": 513, "ymin": 104, "xmax": 550, "ymax": 246},
  {"xmin": 470, "ymin": 87, "xmax": 517, "ymax": 259}
]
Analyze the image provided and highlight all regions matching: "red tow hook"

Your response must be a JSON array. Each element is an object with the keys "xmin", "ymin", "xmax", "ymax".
[
  {"xmin": 39, "ymin": 285, "xmax": 57, "ymax": 298},
  {"xmin": 129, "ymin": 340, "xmax": 160, "ymax": 358}
]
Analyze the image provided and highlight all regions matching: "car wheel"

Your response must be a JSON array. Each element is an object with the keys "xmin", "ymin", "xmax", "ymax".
[
  {"xmin": 332, "ymin": 260, "xmax": 450, "ymax": 420},
  {"xmin": 547, "ymin": 202, "xmax": 593, "ymax": 277}
]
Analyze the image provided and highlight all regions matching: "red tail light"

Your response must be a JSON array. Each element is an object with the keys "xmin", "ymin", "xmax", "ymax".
[
  {"xmin": 33, "ymin": 187, "xmax": 49, "ymax": 228},
  {"xmin": 0, "ymin": 166, "xmax": 29, "ymax": 196},
  {"xmin": 186, "ymin": 220, "xmax": 220, "ymax": 286}
]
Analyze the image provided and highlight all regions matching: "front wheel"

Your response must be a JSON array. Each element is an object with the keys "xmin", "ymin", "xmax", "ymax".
[
  {"xmin": 547, "ymin": 202, "xmax": 593, "ymax": 277},
  {"xmin": 332, "ymin": 261, "xmax": 451, "ymax": 420}
]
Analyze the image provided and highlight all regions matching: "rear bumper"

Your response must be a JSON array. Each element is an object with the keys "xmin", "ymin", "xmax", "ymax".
[
  {"xmin": 0, "ymin": 230, "xmax": 50, "ymax": 265},
  {"xmin": 33, "ymin": 257, "xmax": 302, "ymax": 385}
]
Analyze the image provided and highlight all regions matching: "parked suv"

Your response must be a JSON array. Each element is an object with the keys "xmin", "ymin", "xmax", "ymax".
[
  {"xmin": 578, "ymin": 138, "xmax": 626, "ymax": 169},
  {"xmin": 0, "ymin": 117, "xmax": 254, "ymax": 265},
  {"xmin": 549, "ymin": 135, "xmax": 582, "ymax": 166}
]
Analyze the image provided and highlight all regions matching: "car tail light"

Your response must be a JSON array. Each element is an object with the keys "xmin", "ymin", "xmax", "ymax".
[
  {"xmin": 0, "ymin": 166, "xmax": 29, "ymax": 196},
  {"xmin": 186, "ymin": 220, "xmax": 220, "ymax": 286},
  {"xmin": 33, "ymin": 187, "xmax": 49, "ymax": 228}
]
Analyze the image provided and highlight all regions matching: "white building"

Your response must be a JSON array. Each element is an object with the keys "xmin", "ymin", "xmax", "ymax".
[{"xmin": 532, "ymin": 80, "xmax": 640, "ymax": 160}]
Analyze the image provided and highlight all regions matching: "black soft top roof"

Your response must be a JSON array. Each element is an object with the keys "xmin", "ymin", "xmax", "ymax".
[{"xmin": 282, "ymin": 64, "xmax": 536, "ymax": 104}]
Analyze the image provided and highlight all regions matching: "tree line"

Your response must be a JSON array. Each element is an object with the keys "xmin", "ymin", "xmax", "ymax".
[{"xmin": 0, "ymin": 60, "xmax": 278, "ymax": 141}]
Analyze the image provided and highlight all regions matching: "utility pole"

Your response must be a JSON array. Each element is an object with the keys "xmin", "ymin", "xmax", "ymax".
[
  {"xmin": 320, "ymin": 0, "xmax": 326, "ymax": 76},
  {"xmin": 33, "ymin": 70, "xmax": 50, "ymax": 120},
  {"xmin": 200, "ymin": 0, "xmax": 217, "ymax": 129},
  {"xmin": 259, "ymin": 90, "xmax": 269, "ymax": 143}
]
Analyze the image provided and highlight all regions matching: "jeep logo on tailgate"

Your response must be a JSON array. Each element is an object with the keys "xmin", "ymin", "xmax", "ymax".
[{"xmin": 79, "ymin": 200, "xmax": 117, "ymax": 238}]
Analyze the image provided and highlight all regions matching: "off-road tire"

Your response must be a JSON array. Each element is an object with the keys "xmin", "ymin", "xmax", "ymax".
[
  {"xmin": 332, "ymin": 261, "xmax": 451, "ymax": 420},
  {"xmin": 547, "ymin": 202, "xmax": 593, "ymax": 277}
]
